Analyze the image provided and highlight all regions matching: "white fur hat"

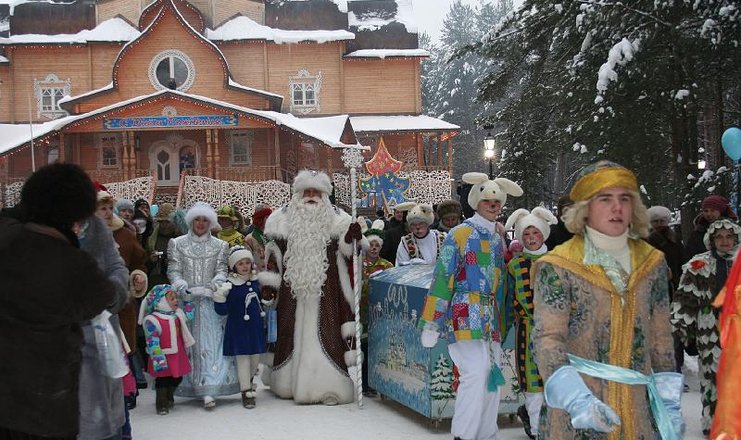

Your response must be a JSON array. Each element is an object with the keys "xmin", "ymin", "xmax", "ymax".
[
  {"xmin": 647, "ymin": 206, "xmax": 672, "ymax": 223},
  {"xmin": 406, "ymin": 203, "xmax": 434, "ymax": 226},
  {"xmin": 292, "ymin": 169, "xmax": 333, "ymax": 196},
  {"xmin": 185, "ymin": 201, "xmax": 220, "ymax": 231},
  {"xmin": 505, "ymin": 207, "xmax": 558, "ymax": 243},
  {"xmin": 463, "ymin": 172, "xmax": 523, "ymax": 209},
  {"xmin": 228, "ymin": 245, "xmax": 254, "ymax": 270}
]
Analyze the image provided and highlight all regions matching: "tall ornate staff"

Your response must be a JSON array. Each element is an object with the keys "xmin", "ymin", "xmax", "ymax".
[{"xmin": 341, "ymin": 145, "xmax": 365, "ymax": 408}]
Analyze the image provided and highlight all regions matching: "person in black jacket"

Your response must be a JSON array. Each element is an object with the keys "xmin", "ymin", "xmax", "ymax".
[
  {"xmin": 544, "ymin": 194, "xmax": 574, "ymax": 250},
  {"xmin": 0, "ymin": 163, "xmax": 115, "ymax": 440},
  {"xmin": 647, "ymin": 205, "xmax": 689, "ymax": 376},
  {"xmin": 380, "ymin": 203, "xmax": 411, "ymax": 264}
]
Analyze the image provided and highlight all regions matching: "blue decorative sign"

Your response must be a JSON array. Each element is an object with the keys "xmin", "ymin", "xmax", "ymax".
[{"xmin": 103, "ymin": 115, "xmax": 238, "ymax": 129}]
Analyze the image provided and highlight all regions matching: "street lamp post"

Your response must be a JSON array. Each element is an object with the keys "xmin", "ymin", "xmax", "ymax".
[{"xmin": 483, "ymin": 132, "xmax": 496, "ymax": 179}]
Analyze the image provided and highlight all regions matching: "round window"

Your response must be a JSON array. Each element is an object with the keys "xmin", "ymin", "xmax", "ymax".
[{"xmin": 148, "ymin": 50, "xmax": 196, "ymax": 92}]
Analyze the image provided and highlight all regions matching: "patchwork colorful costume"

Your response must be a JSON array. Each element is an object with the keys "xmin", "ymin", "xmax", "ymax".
[{"xmin": 419, "ymin": 215, "xmax": 507, "ymax": 440}]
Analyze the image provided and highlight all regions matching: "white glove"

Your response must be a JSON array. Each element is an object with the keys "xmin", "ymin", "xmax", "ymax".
[
  {"xmin": 217, "ymin": 282, "xmax": 232, "ymax": 295},
  {"xmin": 172, "ymin": 279, "xmax": 188, "ymax": 294},
  {"xmin": 409, "ymin": 258, "xmax": 427, "ymax": 265},
  {"xmin": 189, "ymin": 286, "xmax": 213, "ymax": 298},
  {"xmin": 213, "ymin": 282, "xmax": 232, "ymax": 303},
  {"xmin": 420, "ymin": 329, "xmax": 439, "ymax": 348}
]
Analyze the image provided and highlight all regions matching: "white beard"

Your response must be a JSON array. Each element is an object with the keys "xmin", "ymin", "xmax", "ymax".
[{"xmin": 283, "ymin": 194, "xmax": 333, "ymax": 299}]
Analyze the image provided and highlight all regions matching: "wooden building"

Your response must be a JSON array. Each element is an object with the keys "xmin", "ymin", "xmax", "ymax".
[{"xmin": 0, "ymin": 0, "xmax": 458, "ymax": 204}]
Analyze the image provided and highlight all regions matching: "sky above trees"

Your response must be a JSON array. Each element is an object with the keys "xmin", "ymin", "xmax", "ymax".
[{"xmin": 413, "ymin": 0, "xmax": 523, "ymax": 41}]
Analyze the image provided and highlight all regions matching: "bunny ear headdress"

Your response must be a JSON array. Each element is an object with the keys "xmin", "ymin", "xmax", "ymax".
[
  {"xmin": 505, "ymin": 206, "xmax": 558, "ymax": 243},
  {"xmin": 364, "ymin": 219, "xmax": 386, "ymax": 245},
  {"xmin": 462, "ymin": 172, "xmax": 523, "ymax": 209}
]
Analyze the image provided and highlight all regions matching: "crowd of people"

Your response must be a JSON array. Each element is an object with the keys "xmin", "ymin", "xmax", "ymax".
[{"xmin": 2, "ymin": 161, "xmax": 741, "ymax": 440}]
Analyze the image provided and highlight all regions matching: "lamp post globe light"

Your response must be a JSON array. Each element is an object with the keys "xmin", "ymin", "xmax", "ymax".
[{"xmin": 484, "ymin": 132, "xmax": 496, "ymax": 179}]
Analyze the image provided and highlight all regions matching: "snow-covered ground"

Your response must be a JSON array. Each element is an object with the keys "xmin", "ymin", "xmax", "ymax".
[{"xmin": 131, "ymin": 360, "xmax": 707, "ymax": 440}]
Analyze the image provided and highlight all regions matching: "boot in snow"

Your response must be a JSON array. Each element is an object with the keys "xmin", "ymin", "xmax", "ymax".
[{"xmin": 155, "ymin": 388, "xmax": 169, "ymax": 415}]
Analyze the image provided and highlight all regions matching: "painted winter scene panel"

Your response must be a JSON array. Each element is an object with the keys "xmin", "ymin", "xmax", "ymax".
[{"xmin": 368, "ymin": 265, "xmax": 521, "ymax": 420}]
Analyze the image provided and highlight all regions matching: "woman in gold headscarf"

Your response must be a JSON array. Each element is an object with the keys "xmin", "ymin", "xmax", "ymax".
[{"xmin": 532, "ymin": 161, "xmax": 683, "ymax": 440}]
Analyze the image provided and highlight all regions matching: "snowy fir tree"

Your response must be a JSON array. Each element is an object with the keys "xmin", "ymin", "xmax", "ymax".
[
  {"xmin": 421, "ymin": 0, "xmax": 513, "ymax": 178},
  {"xmin": 463, "ymin": 0, "xmax": 740, "ymax": 232},
  {"xmin": 430, "ymin": 353, "xmax": 455, "ymax": 401}
]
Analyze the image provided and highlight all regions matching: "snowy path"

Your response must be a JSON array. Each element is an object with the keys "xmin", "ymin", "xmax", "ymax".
[{"xmin": 131, "ymin": 368, "xmax": 707, "ymax": 440}]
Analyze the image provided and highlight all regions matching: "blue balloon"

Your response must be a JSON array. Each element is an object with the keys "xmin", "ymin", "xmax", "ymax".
[
  {"xmin": 150, "ymin": 204, "xmax": 159, "ymax": 217},
  {"xmin": 722, "ymin": 127, "xmax": 741, "ymax": 161}
]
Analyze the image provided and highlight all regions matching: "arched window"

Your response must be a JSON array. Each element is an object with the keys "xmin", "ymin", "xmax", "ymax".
[{"xmin": 148, "ymin": 50, "xmax": 196, "ymax": 92}]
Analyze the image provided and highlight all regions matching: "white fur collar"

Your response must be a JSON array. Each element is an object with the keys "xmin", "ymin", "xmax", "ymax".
[
  {"xmin": 264, "ymin": 205, "xmax": 351, "ymax": 240},
  {"xmin": 227, "ymin": 273, "xmax": 256, "ymax": 285}
]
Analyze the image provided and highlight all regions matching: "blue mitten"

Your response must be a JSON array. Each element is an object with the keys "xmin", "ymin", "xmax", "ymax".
[
  {"xmin": 544, "ymin": 366, "xmax": 621, "ymax": 432},
  {"xmin": 653, "ymin": 372, "xmax": 686, "ymax": 438}
]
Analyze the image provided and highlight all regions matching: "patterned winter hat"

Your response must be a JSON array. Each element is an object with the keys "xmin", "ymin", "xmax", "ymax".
[{"xmin": 137, "ymin": 284, "xmax": 176, "ymax": 324}]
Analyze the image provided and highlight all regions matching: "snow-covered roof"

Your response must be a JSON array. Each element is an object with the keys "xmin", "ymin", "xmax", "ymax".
[
  {"xmin": 0, "ymin": 55, "xmax": 8, "ymax": 63},
  {"xmin": 0, "ymin": 17, "xmax": 140, "ymax": 44},
  {"xmin": 348, "ymin": 0, "xmax": 417, "ymax": 34},
  {"xmin": 0, "ymin": 89, "xmax": 365, "ymax": 155},
  {"xmin": 350, "ymin": 115, "xmax": 459, "ymax": 133},
  {"xmin": 277, "ymin": 0, "xmax": 348, "ymax": 13},
  {"xmin": 206, "ymin": 16, "xmax": 354, "ymax": 44},
  {"xmin": 344, "ymin": 49, "xmax": 429, "ymax": 59},
  {"xmin": 57, "ymin": 82, "xmax": 114, "ymax": 106},
  {"xmin": 227, "ymin": 78, "xmax": 283, "ymax": 100}
]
